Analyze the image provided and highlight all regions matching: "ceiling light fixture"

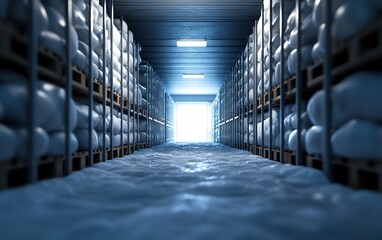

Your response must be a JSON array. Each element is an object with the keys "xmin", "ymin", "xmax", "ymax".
[
  {"xmin": 177, "ymin": 39, "xmax": 207, "ymax": 47},
  {"xmin": 183, "ymin": 74, "xmax": 205, "ymax": 79}
]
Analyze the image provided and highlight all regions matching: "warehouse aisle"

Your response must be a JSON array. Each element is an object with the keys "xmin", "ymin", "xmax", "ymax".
[{"xmin": 0, "ymin": 143, "xmax": 382, "ymax": 240}]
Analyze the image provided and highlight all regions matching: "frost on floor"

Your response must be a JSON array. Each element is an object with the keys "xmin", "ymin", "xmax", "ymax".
[{"xmin": 0, "ymin": 143, "xmax": 381, "ymax": 240}]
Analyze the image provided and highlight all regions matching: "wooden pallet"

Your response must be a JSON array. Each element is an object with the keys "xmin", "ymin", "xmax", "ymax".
[
  {"xmin": 0, "ymin": 20, "xmax": 64, "ymax": 82},
  {"xmin": 104, "ymin": 147, "xmax": 121, "ymax": 160},
  {"xmin": 272, "ymin": 148, "xmax": 281, "ymax": 162},
  {"xmin": 122, "ymin": 145, "xmax": 129, "ymax": 156},
  {"xmin": 307, "ymin": 18, "xmax": 382, "ymax": 88},
  {"xmin": 247, "ymin": 147, "xmax": 382, "ymax": 192},
  {"xmin": 139, "ymin": 108, "xmax": 147, "ymax": 117},
  {"xmin": 284, "ymin": 151, "xmax": 296, "ymax": 165},
  {"xmin": 129, "ymin": 145, "xmax": 135, "ymax": 154},
  {"xmin": 93, "ymin": 149, "xmax": 102, "ymax": 163},
  {"xmin": 91, "ymin": 80, "xmax": 104, "ymax": 101},
  {"xmin": 256, "ymin": 147, "xmax": 270, "ymax": 159},
  {"xmin": 272, "ymin": 84, "xmax": 281, "ymax": 102},
  {"xmin": 0, "ymin": 155, "xmax": 65, "ymax": 189},
  {"xmin": 0, "ymin": 143, "xmax": 148, "ymax": 189},
  {"xmin": 105, "ymin": 88, "xmax": 121, "ymax": 108},
  {"xmin": 249, "ymin": 145, "xmax": 254, "ymax": 154},
  {"xmin": 113, "ymin": 147, "xmax": 122, "ymax": 158},
  {"xmin": 244, "ymin": 102, "xmax": 255, "ymax": 114},
  {"xmin": 0, "ymin": 20, "xmax": 121, "ymax": 108},
  {"xmin": 304, "ymin": 154, "xmax": 323, "ymax": 170},
  {"xmin": 324, "ymin": 157, "xmax": 382, "ymax": 192},
  {"xmin": 72, "ymin": 65, "xmax": 87, "ymax": 88},
  {"xmin": 123, "ymin": 98, "xmax": 129, "ymax": 110},
  {"xmin": 72, "ymin": 151, "xmax": 89, "ymax": 171},
  {"xmin": 256, "ymin": 86, "xmax": 283, "ymax": 112}
]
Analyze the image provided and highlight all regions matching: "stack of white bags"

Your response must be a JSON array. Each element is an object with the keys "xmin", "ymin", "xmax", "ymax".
[
  {"xmin": 5, "ymin": 0, "xmax": 143, "ymax": 105},
  {"xmin": 306, "ymin": 72, "xmax": 382, "ymax": 160},
  {"xmin": 312, "ymin": 0, "xmax": 382, "ymax": 62},
  {"xmin": 256, "ymin": 0, "xmax": 294, "ymax": 96},
  {"xmin": 0, "ymin": 0, "xmax": 148, "ymax": 162},
  {"xmin": 281, "ymin": 103, "xmax": 312, "ymax": 151},
  {"xmin": 0, "ymin": 71, "xmax": 78, "ymax": 162},
  {"xmin": 243, "ymin": 35, "xmax": 255, "ymax": 106}
]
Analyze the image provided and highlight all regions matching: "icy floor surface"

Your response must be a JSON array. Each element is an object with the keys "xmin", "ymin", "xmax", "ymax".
[{"xmin": 0, "ymin": 143, "xmax": 382, "ymax": 240}]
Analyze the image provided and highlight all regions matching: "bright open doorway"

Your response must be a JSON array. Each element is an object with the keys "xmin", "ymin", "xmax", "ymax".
[{"xmin": 175, "ymin": 102, "xmax": 211, "ymax": 142}]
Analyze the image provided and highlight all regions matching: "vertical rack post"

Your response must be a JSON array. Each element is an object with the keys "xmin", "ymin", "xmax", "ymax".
[
  {"xmin": 164, "ymin": 92, "xmax": 167, "ymax": 142},
  {"xmin": 269, "ymin": 0, "xmax": 273, "ymax": 160},
  {"xmin": 252, "ymin": 23, "xmax": 257, "ymax": 155},
  {"xmin": 226, "ymin": 75, "xmax": 231, "ymax": 147},
  {"xmin": 279, "ymin": 0, "xmax": 285, "ymax": 163},
  {"xmin": 246, "ymin": 39, "xmax": 250, "ymax": 151},
  {"xmin": 225, "ymin": 81, "xmax": 230, "ymax": 146},
  {"xmin": 227, "ymin": 77, "xmax": 230, "ymax": 146},
  {"xmin": 236, "ymin": 55, "xmax": 243, "ymax": 149},
  {"xmin": 221, "ymin": 83, "xmax": 224, "ymax": 144},
  {"xmin": 225, "ymin": 78, "xmax": 230, "ymax": 146},
  {"xmin": 296, "ymin": 0, "xmax": 302, "ymax": 165},
  {"xmin": 151, "ymin": 69, "xmax": 154, "ymax": 147},
  {"xmin": 323, "ymin": 0, "xmax": 332, "ymax": 179},
  {"xmin": 235, "ymin": 67, "xmax": 238, "ymax": 149},
  {"xmin": 148, "ymin": 67, "xmax": 152, "ymax": 147},
  {"xmin": 231, "ymin": 75, "xmax": 233, "ymax": 147},
  {"xmin": 27, "ymin": 0, "xmax": 38, "ymax": 182},
  {"xmin": 224, "ymin": 82, "xmax": 227, "ymax": 145},
  {"xmin": 221, "ymin": 83, "xmax": 223, "ymax": 144},
  {"xmin": 230, "ymin": 70, "xmax": 233, "ymax": 147},
  {"xmin": 136, "ymin": 44, "xmax": 140, "ymax": 151},
  {"xmin": 163, "ymin": 88, "xmax": 166, "ymax": 144},
  {"xmin": 232, "ymin": 69, "xmax": 236, "ymax": 148},
  {"xmin": 102, "ymin": 0, "xmax": 107, "ymax": 161},
  {"xmin": 226, "ymin": 80, "xmax": 227, "ymax": 146},
  {"xmin": 126, "ymin": 25, "xmax": 131, "ymax": 155},
  {"xmin": 88, "ymin": 0, "xmax": 94, "ymax": 165},
  {"xmin": 227, "ymin": 76, "xmax": 230, "ymax": 147},
  {"xmin": 132, "ymin": 42, "xmax": 136, "ymax": 149},
  {"xmin": 146, "ymin": 64, "xmax": 149, "ymax": 147},
  {"xmin": 219, "ymin": 89, "xmax": 221, "ymax": 143},
  {"xmin": 261, "ymin": 1, "xmax": 265, "ymax": 156},
  {"xmin": 241, "ymin": 53, "xmax": 245, "ymax": 149},
  {"xmin": 237, "ymin": 67, "xmax": 240, "ymax": 149},
  {"xmin": 109, "ymin": 0, "xmax": 114, "ymax": 160},
  {"xmin": 65, "ymin": 0, "xmax": 73, "ymax": 174},
  {"xmin": 235, "ymin": 63, "xmax": 239, "ymax": 147},
  {"xmin": 120, "ymin": 16, "xmax": 124, "ymax": 156}
]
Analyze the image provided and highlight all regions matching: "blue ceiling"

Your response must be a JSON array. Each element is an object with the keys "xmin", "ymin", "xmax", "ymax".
[{"xmin": 114, "ymin": 0, "xmax": 261, "ymax": 98}]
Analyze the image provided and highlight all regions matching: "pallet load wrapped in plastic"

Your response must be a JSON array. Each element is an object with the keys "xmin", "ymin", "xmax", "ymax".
[
  {"xmin": 243, "ymin": 116, "xmax": 254, "ymax": 145},
  {"xmin": 94, "ymin": 103, "xmax": 111, "ymax": 149},
  {"xmin": 139, "ymin": 120, "xmax": 147, "ymax": 144},
  {"xmin": 306, "ymin": 72, "xmax": 382, "ymax": 160},
  {"xmin": 256, "ymin": 109, "xmax": 280, "ymax": 148},
  {"xmin": 243, "ymin": 34, "xmax": 255, "ymax": 106},
  {"xmin": 282, "ymin": 103, "xmax": 313, "ymax": 152},
  {"xmin": 108, "ymin": 108, "xmax": 122, "ymax": 148},
  {"xmin": 0, "ymin": 71, "xmax": 79, "ymax": 161},
  {"xmin": 73, "ymin": 97, "xmax": 100, "ymax": 151}
]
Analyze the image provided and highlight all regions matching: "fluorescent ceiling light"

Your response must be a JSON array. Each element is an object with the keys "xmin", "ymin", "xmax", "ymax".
[
  {"xmin": 177, "ymin": 39, "xmax": 207, "ymax": 47},
  {"xmin": 183, "ymin": 74, "xmax": 205, "ymax": 79}
]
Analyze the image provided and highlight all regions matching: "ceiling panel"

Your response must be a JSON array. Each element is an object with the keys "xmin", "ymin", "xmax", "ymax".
[{"xmin": 114, "ymin": 0, "xmax": 261, "ymax": 98}]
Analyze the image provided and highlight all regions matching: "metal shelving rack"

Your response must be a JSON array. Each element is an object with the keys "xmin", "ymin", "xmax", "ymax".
[
  {"xmin": 139, "ymin": 62, "xmax": 170, "ymax": 147},
  {"xmin": 165, "ymin": 92, "xmax": 175, "ymax": 142},
  {"xmin": 212, "ymin": 0, "xmax": 382, "ymax": 192},
  {"xmin": 0, "ymin": 0, "xmax": 172, "ymax": 189}
]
